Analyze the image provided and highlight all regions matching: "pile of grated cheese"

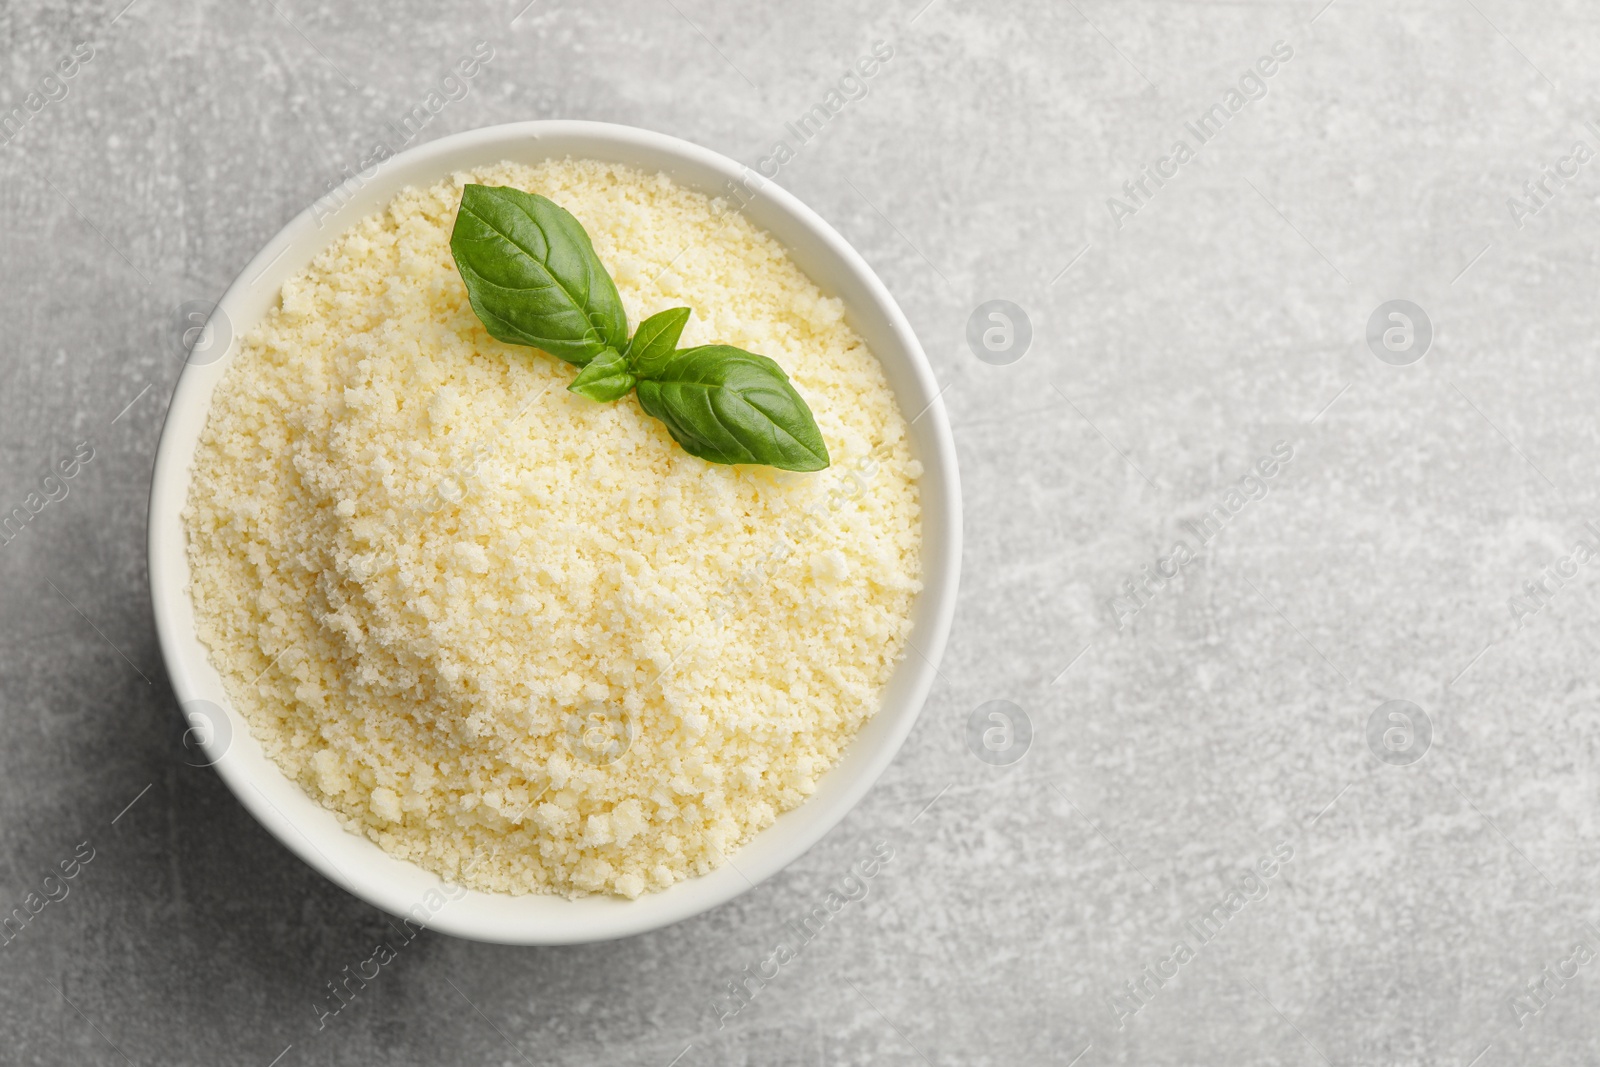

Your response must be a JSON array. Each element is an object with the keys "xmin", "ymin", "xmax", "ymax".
[{"xmin": 183, "ymin": 159, "xmax": 922, "ymax": 898}]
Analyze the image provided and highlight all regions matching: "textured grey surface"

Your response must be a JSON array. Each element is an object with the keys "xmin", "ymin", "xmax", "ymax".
[{"xmin": 2, "ymin": 0, "xmax": 1599, "ymax": 1063}]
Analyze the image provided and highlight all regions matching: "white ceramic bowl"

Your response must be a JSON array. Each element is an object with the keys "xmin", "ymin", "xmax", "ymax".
[{"xmin": 147, "ymin": 120, "xmax": 960, "ymax": 944}]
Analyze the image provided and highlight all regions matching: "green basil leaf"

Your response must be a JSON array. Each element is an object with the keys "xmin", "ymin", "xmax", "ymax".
[
  {"xmin": 449, "ymin": 185, "xmax": 628, "ymax": 366},
  {"xmin": 635, "ymin": 346, "xmax": 830, "ymax": 472},
  {"xmin": 626, "ymin": 306, "xmax": 693, "ymax": 380},
  {"xmin": 567, "ymin": 348, "xmax": 636, "ymax": 403}
]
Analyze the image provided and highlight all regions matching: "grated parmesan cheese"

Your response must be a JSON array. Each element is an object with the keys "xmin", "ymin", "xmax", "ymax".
[{"xmin": 183, "ymin": 159, "xmax": 922, "ymax": 898}]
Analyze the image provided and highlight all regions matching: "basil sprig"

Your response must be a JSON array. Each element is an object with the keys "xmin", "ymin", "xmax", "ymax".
[{"xmin": 449, "ymin": 185, "xmax": 829, "ymax": 473}]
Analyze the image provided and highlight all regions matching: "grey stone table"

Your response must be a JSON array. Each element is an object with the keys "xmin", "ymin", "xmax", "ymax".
[{"xmin": 3, "ymin": 0, "xmax": 1598, "ymax": 1063}]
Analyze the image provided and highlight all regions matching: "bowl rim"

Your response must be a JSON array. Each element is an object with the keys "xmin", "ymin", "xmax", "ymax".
[{"xmin": 147, "ymin": 119, "xmax": 960, "ymax": 944}]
